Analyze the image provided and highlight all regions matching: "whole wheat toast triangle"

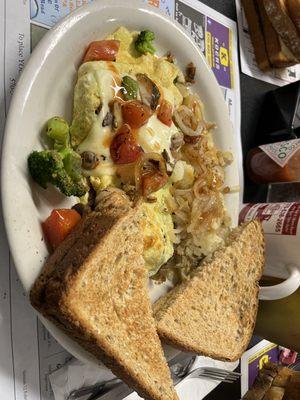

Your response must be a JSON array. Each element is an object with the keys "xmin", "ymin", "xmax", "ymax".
[
  {"xmin": 30, "ymin": 205, "xmax": 178, "ymax": 400},
  {"xmin": 154, "ymin": 221, "xmax": 265, "ymax": 362}
]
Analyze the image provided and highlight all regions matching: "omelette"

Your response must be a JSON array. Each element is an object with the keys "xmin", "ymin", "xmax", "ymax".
[{"xmin": 70, "ymin": 27, "xmax": 186, "ymax": 275}]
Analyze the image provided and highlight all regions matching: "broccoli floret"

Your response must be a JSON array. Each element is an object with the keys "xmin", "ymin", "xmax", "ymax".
[
  {"xmin": 28, "ymin": 116, "xmax": 88, "ymax": 197},
  {"xmin": 61, "ymin": 148, "xmax": 83, "ymax": 182},
  {"xmin": 135, "ymin": 30, "xmax": 156, "ymax": 55},
  {"xmin": 46, "ymin": 117, "xmax": 70, "ymax": 150},
  {"xmin": 28, "ymin": 149, "xmax": 88, "ymax": 197}
]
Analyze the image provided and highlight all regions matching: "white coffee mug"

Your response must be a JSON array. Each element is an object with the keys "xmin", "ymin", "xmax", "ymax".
[{"xmin": 239, "ymin": 202, "xmax": 300, "ymax": 301}]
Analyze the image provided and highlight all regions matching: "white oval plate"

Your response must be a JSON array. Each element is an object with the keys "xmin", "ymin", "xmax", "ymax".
[{"xmin": 2, "ymin": 0, "xmax": 239, "ymax": 365}]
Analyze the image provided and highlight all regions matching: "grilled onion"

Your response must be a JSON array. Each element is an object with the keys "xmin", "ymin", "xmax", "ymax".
[
  {"xmin": 183, "ymin": 94, "xmax": 204, "ymax": 122},
  {"xmin": 175, "ymin": 82, "xmax": 189, "ymax": 98},
  {"xmin": 173, "ymin": 105, "xmax": 204, "ymax": 137}
]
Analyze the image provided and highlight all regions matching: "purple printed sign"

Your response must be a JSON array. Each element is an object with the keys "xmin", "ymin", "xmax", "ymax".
[
  {"xmin": 205, "ymin": 17, "xmax": 232, "ymax": 89},
  {"xmin": 175, "ymin": 1, "xmax": 233, "ymax": 89},
  {"xmin": 248, "ymin": 345, "xmax": 280, "ymax": 389}
]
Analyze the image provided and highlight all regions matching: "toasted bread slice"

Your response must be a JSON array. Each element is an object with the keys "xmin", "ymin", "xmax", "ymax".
[
  {"xmin": 286, "ymin": 0, "xmax": 300, "ymax": 34},
  {"xmin": 30, "ymin": 205, "xmax": 178, "ymax": 400},
  {"xmin": 257, "ymin": 0, "xmax": 298, "ymax": 67},
  {"xmin": 283, "ymin": 372, "xmax": 300, "ymax": 399},
  {"xmin": 263, "ymin": 0, "xmax": 300, "ymax": 60},
  {"xmin": 241, "ymin": 0, "xmax": 271, "ymax": 71},
  {"xmin": 264, "ymin": 386, "xmax": 285, "ymax": 400},
  {"xmin": 154, "ymin": 221, "xmax": 265, "ymax": 362},
  {"xmin": 242, "ymin": 0, "xmax": 297, "ymax": 70}
]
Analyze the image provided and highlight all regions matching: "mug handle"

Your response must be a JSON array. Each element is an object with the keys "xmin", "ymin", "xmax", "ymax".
[{"xmin": 259, "ymin": 265, "xmax": 300, "ymax": 301}]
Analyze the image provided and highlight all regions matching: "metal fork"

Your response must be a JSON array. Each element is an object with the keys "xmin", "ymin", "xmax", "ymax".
[
  {"xmin": 67, "ymin": 353, "xmax": 196, "ymax": 400},
  {"xmin": 180, "ymin": 366, "xmax": 241, "ymax": 384},
  {"xmin": 93, "ymin": 363, "xmax": 241, "ymax": 400},
  {"xmin": 67, "ymin": 357, "xmax": 240, "ymax": 400}
]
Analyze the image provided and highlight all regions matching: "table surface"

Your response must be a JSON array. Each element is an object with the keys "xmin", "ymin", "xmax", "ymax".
[
  {"xmin": 203, "ymin": 0, "xmax": 277, "ymax": 205},
  {"xmin": 200, "ymin": 1, "xmax": 277, "ymax": 398}
]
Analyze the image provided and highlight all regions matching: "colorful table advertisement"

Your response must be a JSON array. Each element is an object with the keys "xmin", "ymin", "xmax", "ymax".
[
  {"xmin": 241, "ymin": 340, "xmax": 280, "ymax": 396},
  {"xmin": 175, "ymin": 0, "xmax": 233, "ymax": 89}
]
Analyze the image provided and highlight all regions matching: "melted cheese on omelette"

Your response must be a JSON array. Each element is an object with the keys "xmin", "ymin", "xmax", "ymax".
[{"xmin": 71, "ymin": 27, "xmax": 181, "ymax": 273}]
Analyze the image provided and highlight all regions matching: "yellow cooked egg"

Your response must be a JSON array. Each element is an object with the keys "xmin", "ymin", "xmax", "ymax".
[
  {"xmin": 71, "ymin": 27, "xmax": 182, "ymax": 273},
  {"xmin": 140, "ymin": 188, "xmax": 174, "ymax": 275}
]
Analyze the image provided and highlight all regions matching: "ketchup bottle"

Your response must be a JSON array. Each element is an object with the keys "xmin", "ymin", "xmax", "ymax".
[{"xmin": 247, "ymin": 139, "xmax": 300, "ymax": 184}]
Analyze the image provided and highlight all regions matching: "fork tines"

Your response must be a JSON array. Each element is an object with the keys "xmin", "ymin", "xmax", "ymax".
[{"xmin": 200, "ymin": 368, "xmax": 241, "ymax": 383}]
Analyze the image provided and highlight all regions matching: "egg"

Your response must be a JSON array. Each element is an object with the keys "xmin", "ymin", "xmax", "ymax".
[
  {"xmin": 141, "ymin": 188, "xmax": 174, "ymax": 275},
  {"xmin": 71, "ymin": 27, "xmax": 181, "ymax": 273}
]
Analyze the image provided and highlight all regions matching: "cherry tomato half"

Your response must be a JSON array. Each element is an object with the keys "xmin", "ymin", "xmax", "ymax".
[
  {"xmin": 110, "ymin": 124, "xmax": 143, "ymax": 164},
  {"xmin": 83, "ymin": 40, "xmax": 120, "ymax": 63},
  {"xmin": 42, "ymin": 209, "xmax": 81, "ymax": 250},
  {"xmin": 122, "ymin": 100, "xmax": 152, "ymax": 129}
]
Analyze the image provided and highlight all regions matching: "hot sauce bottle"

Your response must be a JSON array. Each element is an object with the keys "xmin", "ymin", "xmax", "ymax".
[{"xmin": 247, "ymin": 139, "xmax": 300, "ymax": 184}]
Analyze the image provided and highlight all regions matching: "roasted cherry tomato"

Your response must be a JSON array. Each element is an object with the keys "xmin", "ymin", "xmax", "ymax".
[
  {"xmin": 83, "ymin": 40, "xmax": 120, "ymax": 63},
  {"xmin": 42, "ymin": 209, "xmax": 81, "ymax": 250},
  {"xmin": 142, "ymin": 171, "xmax": 169, "ymax": 197},
  {"xmin": 110, "ymin": 124, "xmax": 143, "ymax": 164},
  {"xmin": 122, "ymin": 100, "xmax": 152, "ymax": 129},
  {"xmin": 157, "ymin": 99, "xmax": 173, "ymax": 127}
]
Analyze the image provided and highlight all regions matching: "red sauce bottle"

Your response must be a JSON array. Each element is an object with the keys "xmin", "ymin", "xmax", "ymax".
[{"xmin": 247, "ymin": 139, "xmax": 300, "ymax": 184}]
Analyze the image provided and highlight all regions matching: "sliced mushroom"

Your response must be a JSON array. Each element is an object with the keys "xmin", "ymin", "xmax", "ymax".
[
  {"xmin": 166, "ymin": 51, "xmax": 175, "ymax": 63},
  {"xmin": 111, "ymin": 100, "xmax": 123, "ymax": 130},
  {"xmin": 162, "ymin": 149, "xmax": 170, "ymax": 164},
  {"xmin": 95, "ymin": 102, "xmax": 102, "ymax": 115},
  {"xmin": 162, "ymin": 149, "xmax": 173, "ymax": 175},
  {"xmin": 170, "ymin": 131, "xmax": 184, "ymax": 152},
  {"xmin": 81, "ymin": 151, "xmax": 100, "ymax": 170},
  {"xmin": 136, "ymin": 73, "xmax": 160, "ymax": 110},
  {"xmin": 185, "ymin": 62, "xmax": 196, "ymax": 83},
  {"xmin": 102, "ymin": 111, "xmax": 113, "ymax": 127}
]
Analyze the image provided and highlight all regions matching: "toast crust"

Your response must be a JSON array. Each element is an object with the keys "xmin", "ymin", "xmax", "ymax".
[
  {"xmin": 286, "ymin": 0, "xmax": 300, "ymax": 35},
  {"xmin": 263, "ymin": 0, "xmax": 300, "ymax": 60},
  {"xmin": 241, "ymin": 0, "xmax": 271, "ymax": 71}
]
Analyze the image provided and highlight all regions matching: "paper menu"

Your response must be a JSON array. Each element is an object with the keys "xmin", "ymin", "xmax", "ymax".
[{"xmin": 0, "ymin": 1, "xmax": 242, "ymax": 399}]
